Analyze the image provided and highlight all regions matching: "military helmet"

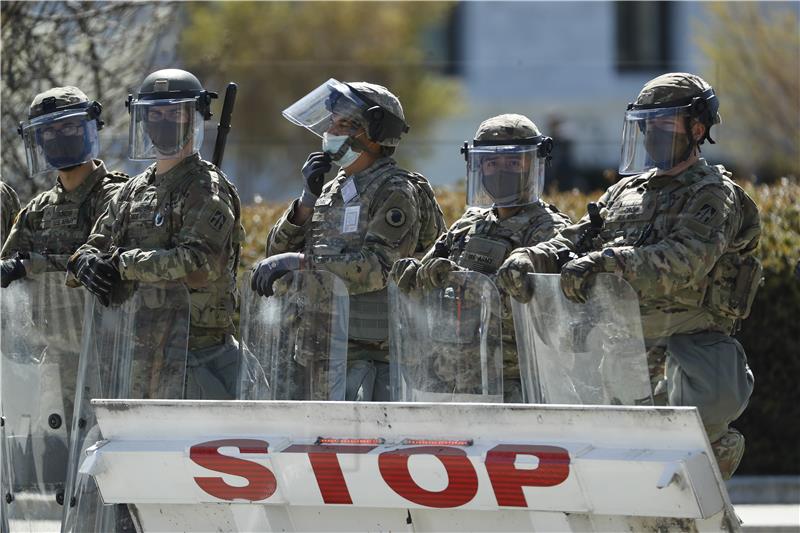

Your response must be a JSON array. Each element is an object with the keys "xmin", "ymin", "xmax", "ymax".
[
  {"xmin": 474, "ymin": 113, "xmax": 541, "ymax": 143},
  {"xmin": 630, "ymin": 72, "xmax": 720, "ymax": 145},
  {"xmin": 27, "ymin": 86, "xmax": 103, "ymax": 127},
  {"xmin": 127, "ymin": 68, "xmax": 216, "ymax": 161},
  {"xmin": 463, "ymin": 113, "xmax": 551, "ymax": 208},
  {"xmin": 345, "ymin": 81, "xmax": 408, "ymax": 147},
  {"xmin": 282, "ymin": 78, "xmax": 409, "ymax": 149},
  {"xmin": 17, "ymin": 86, "xmax": 103, "ymax": 175},
  {"xmin": 127, "ymin": 68, "xmax": 217, "ymax": 120}
]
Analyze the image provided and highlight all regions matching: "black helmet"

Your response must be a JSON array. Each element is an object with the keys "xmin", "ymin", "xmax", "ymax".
[{"xmin": 126, "ymin": 68, "xmax": 217, "ymax": 120}]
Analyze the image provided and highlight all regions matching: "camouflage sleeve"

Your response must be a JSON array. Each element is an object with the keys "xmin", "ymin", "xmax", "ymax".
[
  {"xmin": 0, "ymin": 182, "xmax": 20, "ymax": 247},
  {"xmin": 526, "ymin": 186, "xmax": 616, "ymax": 264},
  {"xmin": 89, "ymin": 179, "xmax": 125, "ymax": 225},
  {"xmin": 309, "ymin": 179, "xmax": 421, "ymax": 295},
  {"xmin": 65, "ymin": 195, "xmax": 123, "ymax": 286},
  {"xmin": 117, "ymin": 180, "xmax": 236, "ymax": 283},
  {"xmin": 1, "ymin": 201, "xmax": 35, "ymax": 259},
  {"xmin": 613, "ymin": 184, "xmax": 738, "ymax": 295},
  {"xmin": 522, "ymin": 206, "xmax": 573, "ymax": 248},
  {"xmin": 265, "ymin": 199, "xmax": 308, "ymax": 256},
  {"xmin": 419, "ymin": 216, "xmax": 463, "ymax": 262}
]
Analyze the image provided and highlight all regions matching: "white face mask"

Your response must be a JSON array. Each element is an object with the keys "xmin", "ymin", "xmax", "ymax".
[{"xmin": 322, "ymin": 132, "xmax": 361, "ymax": 168}]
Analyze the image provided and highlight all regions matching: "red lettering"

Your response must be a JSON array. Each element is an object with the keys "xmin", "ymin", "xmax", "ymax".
[
  {"xmin": 190, "ymin": 439, "xmax": 276, "ymax": 501},
  {"xmin": 485, "ymin": 444, "xmax": 570, "ymax": 507},
  {"xmin": 283, "ymin": 444, "xmax": 377, "ymax": 504},
  {"xmin": 378, "ymin": 446, "xmax": 478, "ymax": 508}
]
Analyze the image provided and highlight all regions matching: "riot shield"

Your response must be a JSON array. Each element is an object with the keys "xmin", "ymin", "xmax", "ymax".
[
  {"xmin": 61, "ymin": 282, "xmax": 190, "ymax": 533},
  {"xmin": 0, "ymin": 273, "xmax": 85, "ymax": 531},
  {"xmin": 239, "ymin": 270, "xmax": 348, "ymax": 401},
  {"xmin": 512, "ymin": 273, "xmax": 652, "ymax": 406},
  {"xmin": 389, "ymin": 271, "xmax": 503, "ymax": 403}
]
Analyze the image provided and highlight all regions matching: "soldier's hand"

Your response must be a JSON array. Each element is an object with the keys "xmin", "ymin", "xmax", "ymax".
[
  {"xmin": 299, "ymin": 152, "xmax": 332, "ymax": 207},
  {"xmin": 0, "ymin": 256, "xmax": 26, "ymax": 288},
  {"xmin": 417, "ymin": 258, "xmax": 462, "ymax": 290},
  {"xmin": 560, "ymin": 250, "xmax": 613, "ymax": 304},
  {"xmin": 496, "ymin": 249, "xmax": 537, "ymax": 303},
  {"xmin": 70, "ymin": 253, "xmax": 121, "ymax": 306},
  {"xmin": 251, "ymin": 252, "xmax": 304, "ymax": 297},
  {"xmin": 390, "ymin": 258, "xmax": 422, "ymax": 292}
]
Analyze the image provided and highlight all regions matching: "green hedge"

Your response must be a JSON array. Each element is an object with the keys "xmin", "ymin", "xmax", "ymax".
[{"xmin": 241, "ymin": 179, "xmax": 800, "ymax": 475}]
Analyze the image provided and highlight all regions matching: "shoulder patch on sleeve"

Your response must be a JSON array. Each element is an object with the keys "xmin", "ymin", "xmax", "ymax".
[
  {"xmin": 385, "ymin": 207, "xmax": 406, "ymax": 227},
  {"xmin": 695, "ymin": 204, "xmax": 718, "ymax": 224},
  {"xmin": 208, "ymin": 209, "xmax": 227, "ymax": 231}
]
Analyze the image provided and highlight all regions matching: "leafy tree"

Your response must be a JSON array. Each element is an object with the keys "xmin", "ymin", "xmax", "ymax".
[
  {"xmin": 0, "ymin": 1, "xmax": 178, "ymax": 200},
  {"xmin": 180, "ymin": 1, "xmax": 460, "ymax": 201},
  {"xmin": 698, "ymin": 2, "xmax": 800, "ymax": 181}
]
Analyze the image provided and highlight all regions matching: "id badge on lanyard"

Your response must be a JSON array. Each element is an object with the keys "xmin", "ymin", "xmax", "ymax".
[{"xmin": 342, "ymin": 206, "xmax": 360, "ymax": 233}]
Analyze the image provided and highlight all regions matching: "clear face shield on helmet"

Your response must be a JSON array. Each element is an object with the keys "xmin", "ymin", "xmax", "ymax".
[
  {"xmin": 282, "ymin": 78, "xmax": 371, "ymax": 166},
  {"xmin": 463, "ymin": 138, "xmax": 550, "ymax": 208},
  {"xmin": 619, "ymin": 106, "xmax": 696, "ymax": 175},
  {"xmin": 128, "ymin": 98, "xmax": 204, "ymax": 161},
  {"xmin": 19, "ymin": 109, "xmax": 100, "ymax": 176}
]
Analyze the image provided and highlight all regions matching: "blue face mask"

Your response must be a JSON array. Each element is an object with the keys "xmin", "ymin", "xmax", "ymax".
[{"xmin": 322, "ymin": 133, "xmax": 361, "ymax": 168}]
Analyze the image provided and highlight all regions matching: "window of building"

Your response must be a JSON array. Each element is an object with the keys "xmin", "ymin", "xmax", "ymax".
[{"xmin": 616, "ymin": 2, "xmax": 673, "ymax": 72}]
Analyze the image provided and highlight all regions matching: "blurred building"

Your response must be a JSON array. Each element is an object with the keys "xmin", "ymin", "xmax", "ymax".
[{"xmin": 408, "ymin": 1, "xmax": 713, "ymax": 190}]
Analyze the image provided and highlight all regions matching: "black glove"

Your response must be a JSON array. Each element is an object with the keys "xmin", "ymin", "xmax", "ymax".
[
  {"xmin": 251, "ymin": 252, "xmax": 304, "ymax": 297},
  {"xmin": 69, "ymin": 253, "xmax": 121, "ymax": 306},
  {"xmin": 0, "ymin": 255, "xmax": 26, "ymax": 288},
  {"xmin": 299, "ymin": 152, "xmax": 332, "ymax": 207}
]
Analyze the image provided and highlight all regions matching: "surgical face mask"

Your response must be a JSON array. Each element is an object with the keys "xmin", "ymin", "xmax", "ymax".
[
  {"xmin": 146, "ymin": 119, "xmax": 191, "ymax": 155},
  {"xmin": 644, "ymin": 125, "xmax": 691, "ymax": 170},
  {"xmin": 41, "ymin": 131, "xmax": 90, "ymax": 169},
  {"xmin": 322, "ymin": 132, "xmax": 361, "ymax": 168}
]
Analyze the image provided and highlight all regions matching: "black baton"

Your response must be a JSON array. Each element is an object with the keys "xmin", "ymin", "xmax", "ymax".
[{"xmin": 212, "ymin": 82, "xmax": 238, "ymax": 169}]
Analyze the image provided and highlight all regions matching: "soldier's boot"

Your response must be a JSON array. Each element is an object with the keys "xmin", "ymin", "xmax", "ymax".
[{"xmin": 711, "ymin": 427, "xmax": 745, "ymax": 480}]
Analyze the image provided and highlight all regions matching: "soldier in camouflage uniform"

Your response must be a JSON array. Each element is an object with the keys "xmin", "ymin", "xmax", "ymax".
[
  {"xmin": 497, "ymin": 73, "xmax": 761, "ymax": 478},
  {"xmin": 68, "ymin": 69, "xmax": 244, "ymax": 399},
  {"xmin": 0, "ymin": 180, "xmax": 20, "ymax": 249},
  {"xmin": 391, "ymin": 114, "xmax": 571, "ymax": 402},
  {"xmin": 1, "ymin": 87, "xmax": 127, "ymax": 288},
  {"xmin": 253, "ymin": 79, "xmax": 446, "ymax": 401},
  {"xmin": 0, "ymin": 88, "xmax": 125, "ymax": 510}
]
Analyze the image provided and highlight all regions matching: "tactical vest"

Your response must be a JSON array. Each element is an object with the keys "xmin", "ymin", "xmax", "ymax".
[
  {"xmin": 28, "ymin": 170, "xmax": 128, "ymax": 258},
  {"xmin": 110, "ymin": 158, "xmax": 243, "ymax": 331},
  {"xmin": 308, "ymin": 160, "xmax": 438, "ymax": 343},
  {"xmin": 450, "ymin": 207, "xmax": 546, "ymax": 274},
  {"xmin": 598, "ymin": 164, "xmax": 761, "ymax": 321}
]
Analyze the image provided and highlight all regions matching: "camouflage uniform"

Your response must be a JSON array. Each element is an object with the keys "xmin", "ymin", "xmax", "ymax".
[
  {"xmin": 1, "ymin": 180, "xmax": 20, "ymax": 248},
  {"xmin": 70, "ymin": 153, "xmax": 244, "ymax": 399},
  {"xmin": 404, "ymin": 114, "xmax": 571, "ymax": 402},
  {"xmin": 500, "ymin": 74, "xmax": 760, "ymax": 478},
  {"xmin": 1, "ymin": 163, "xmax": 125, "ymax": 434},
  {"xmin": 422, "ymin": 203, "xmax": 570, "ymax": 401},
  {"xmin": 267, "ymin": 156, "xmax": 445, "ymax": 400},
  {"xmin": 1, "ymin": 161, "xmax": 126, "ymax": 273}
]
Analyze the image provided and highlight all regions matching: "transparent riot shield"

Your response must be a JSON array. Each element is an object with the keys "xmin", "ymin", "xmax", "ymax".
[
  {"xmin": 1, "ymin": 273, "xmax": 85, "ymax": 532},
  {"xmin": 239, "ymin": 270, "xmax": 348, "ymax": 401},
  {"xmin": 61, "ymin": 282, "xmax": 190, "ymax": 533},
  {"xmin": 512, "ymin": 273, "xmax": 652, "ymax": 406},
  {"xmin": 389, "ymin": 271, "xmax": 503, "ymax": 403}
]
